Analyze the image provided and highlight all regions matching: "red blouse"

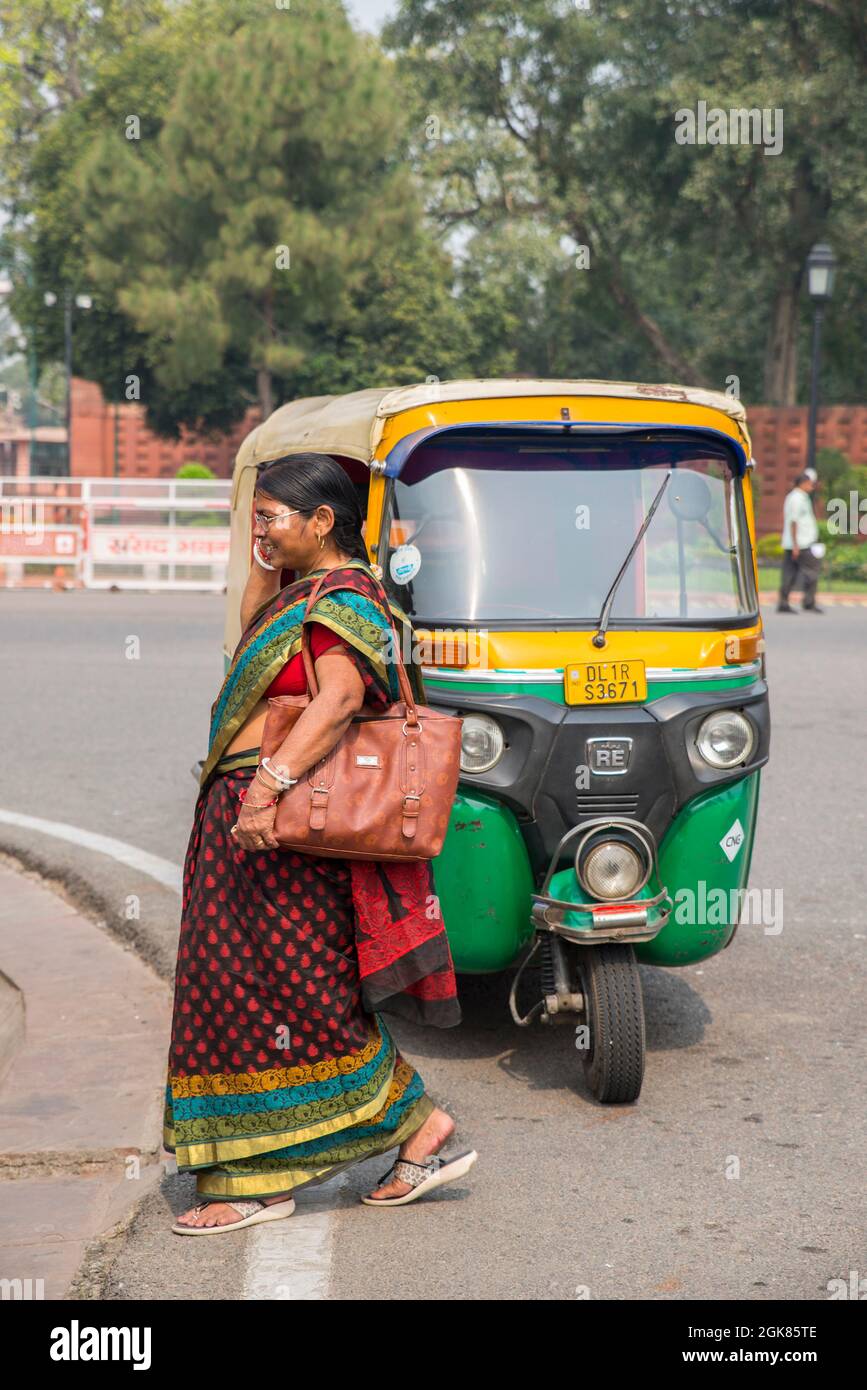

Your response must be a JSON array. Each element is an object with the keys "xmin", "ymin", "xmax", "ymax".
[{"xmin": 263, "ymin": 622, "xmax": 348, "ymax": 697}]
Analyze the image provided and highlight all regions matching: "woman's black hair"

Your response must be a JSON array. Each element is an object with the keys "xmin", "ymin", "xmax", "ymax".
[{"xmin": 255, "ymin": 453, "xmax": 368, "ymax": 564}]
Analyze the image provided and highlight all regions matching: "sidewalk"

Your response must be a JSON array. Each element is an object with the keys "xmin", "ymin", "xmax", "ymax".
[
  {"xmin": 758, "ymin": 590, "xmax": 867, "ymax": 607},
  {"xmin": 0, "ymin": 859, "xmax": 172, "ymax": 1299}
]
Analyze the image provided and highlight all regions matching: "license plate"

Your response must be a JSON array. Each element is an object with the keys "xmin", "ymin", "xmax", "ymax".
[{"xmin": 564, "ymin": 659, "xmax": 647, "ymax": 705}]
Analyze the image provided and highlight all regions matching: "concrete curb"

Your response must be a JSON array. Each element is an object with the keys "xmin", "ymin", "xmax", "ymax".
[
  {"xmin": 0, "ymin": 861, "xmax": 173, "ymax": 1298},
  {"xmin": 0, "ymin": 840, "xmax": 179, "ymax": 984}
]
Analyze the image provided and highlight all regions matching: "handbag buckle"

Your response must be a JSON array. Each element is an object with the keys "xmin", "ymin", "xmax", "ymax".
[
  {"xmin": 402, "ymin": 792, "xmax": 422, "ymax": 838},
  {"xmin": 402, "ymin": 719, "xmax": 422, "ymax": 736}
]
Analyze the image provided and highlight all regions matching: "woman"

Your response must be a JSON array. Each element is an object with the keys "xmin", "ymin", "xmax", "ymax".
[{"xmin": 164, "ymin": 453, "xmax": 477, "ymax": 1234}]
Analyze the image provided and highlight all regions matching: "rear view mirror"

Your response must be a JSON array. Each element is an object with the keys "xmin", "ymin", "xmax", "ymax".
[{"xmin": 668, "ymin": 470, "xmax": 712, "ymax": 522}]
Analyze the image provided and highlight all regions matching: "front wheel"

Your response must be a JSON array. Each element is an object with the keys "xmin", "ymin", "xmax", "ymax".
[{"xmin": 575, "ymin": 945, "xmax": 646, "ymax": 1103}]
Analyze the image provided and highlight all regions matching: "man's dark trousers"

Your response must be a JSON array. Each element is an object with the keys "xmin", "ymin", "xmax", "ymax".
[{"xmin": 779, "ymin": 549, "xmax": 821, "ymax": 608}]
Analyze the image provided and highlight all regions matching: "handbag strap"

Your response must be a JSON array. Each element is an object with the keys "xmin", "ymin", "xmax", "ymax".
[{"xmin": 299, "ymin": 564, "xmax": 420, "ymax": 724}]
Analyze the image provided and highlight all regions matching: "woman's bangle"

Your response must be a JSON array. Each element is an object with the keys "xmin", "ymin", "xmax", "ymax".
[
  {"xmin": 237, "ymin": 788, "xmax": 278, "ymax": 807},
  {"xmin": 253, "ymin": 540, "xmax": 278, "ymax": 571},
  {"xmin": 259, "ymin": 756, "xmax": 297, "ymax": 787},
  {"xmin": 254, "ymin": 768, "xmax": 284, "ymax": 795}
]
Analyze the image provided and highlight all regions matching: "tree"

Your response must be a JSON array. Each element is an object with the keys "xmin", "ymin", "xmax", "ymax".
[
  {"xmin": 0, "ymin": 0, "xmax": 167, "ymax": 209},
  {"xmin": 0, "ymin": 0, "xmax": 274, "ymax": 433},
  {"xmin": 76, "ymin": 2, "xmax": 444, "ymax": 427},
  {"xmin": 384, "ymin": 0, "xmax": 867, "ymax": 402}
]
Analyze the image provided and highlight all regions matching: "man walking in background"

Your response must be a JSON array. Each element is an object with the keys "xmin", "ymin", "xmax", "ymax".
[{"xmin": 778, "ymin": 468, "xmax": 824, "ymax": 613}]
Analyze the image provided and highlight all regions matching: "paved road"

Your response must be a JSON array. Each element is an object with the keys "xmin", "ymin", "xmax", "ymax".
[
  {"xmin": 0, "ymin": 591, "xmax": 864, "ymax": 1299},
  {"xmin": 0, "ymin": 591, "xmax": 218, "ymax": 980}
]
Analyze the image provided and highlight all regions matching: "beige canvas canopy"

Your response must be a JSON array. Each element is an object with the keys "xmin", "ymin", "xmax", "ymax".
[
  {"xmin": 232, "ymin": 377, "xmax": 747, "ymax": 484},
  {"xmin": 224, "ymin": 378, "xmax": 749, "ymax": 658}
]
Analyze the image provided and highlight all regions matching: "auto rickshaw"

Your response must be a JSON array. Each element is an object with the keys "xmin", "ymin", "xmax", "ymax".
[{"xmin": 221, "ymin": 379, "xmax": 769, "ymax": 1103}]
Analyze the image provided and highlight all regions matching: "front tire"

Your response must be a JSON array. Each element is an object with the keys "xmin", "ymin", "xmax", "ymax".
[{"xmin": 576, "ymin": 945, "xmax": 645, "ymax": 1103}]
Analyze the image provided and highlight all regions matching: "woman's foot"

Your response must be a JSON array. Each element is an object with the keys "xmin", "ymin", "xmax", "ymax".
[
  {"xmin": 173, "ymin": 1191, "xmax": 290, "ymax": 1230},
  {"xmin": 365, "ymin": 1106, "xmax": 455, "ymax": 1201}
]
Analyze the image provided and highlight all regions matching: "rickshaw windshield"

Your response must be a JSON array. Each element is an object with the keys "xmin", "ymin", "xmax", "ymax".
[{"xmin": 380, "ymin": 432, "xmax": 757, "ymax": 625}]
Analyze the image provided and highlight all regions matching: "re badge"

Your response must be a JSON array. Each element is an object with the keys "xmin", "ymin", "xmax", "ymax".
[{"xmin": 586, "ymin": 737, "xmax": 632, "ymax": 775}]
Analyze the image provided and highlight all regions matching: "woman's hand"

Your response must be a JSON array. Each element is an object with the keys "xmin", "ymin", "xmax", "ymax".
[
  {"xmin": 262, "ymin": 646, "xmax": 367, "ymax": 780},
  {"xmin": 239, "ymin": 544, "xmax": 282, "ymax": 633},
  {"xmin": 230, "ymin": 786, "xmax": 281, "ymax": 851}
]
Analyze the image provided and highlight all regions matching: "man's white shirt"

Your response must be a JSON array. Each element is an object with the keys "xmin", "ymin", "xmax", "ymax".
[{"xmin": 781, "ymin": 487, "xmax": 818, "ymax": 549}]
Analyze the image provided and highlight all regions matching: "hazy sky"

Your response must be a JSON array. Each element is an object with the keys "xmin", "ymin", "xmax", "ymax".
[{"xmin": 345, "ymin": 0, "xmax": 399, "ymax": 32}]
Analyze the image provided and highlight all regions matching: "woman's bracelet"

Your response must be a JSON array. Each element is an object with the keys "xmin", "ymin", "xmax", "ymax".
[
  {"xmin": 237, "ymin": 788, "xmax": 278, "ymax": 808},
  {"xmin": 259, "ymin": 756, "xmax": 298, "ymax": 787},
  {"xmin": 254, "ymin": 769, "xmax": 284, "ymax": 796}
]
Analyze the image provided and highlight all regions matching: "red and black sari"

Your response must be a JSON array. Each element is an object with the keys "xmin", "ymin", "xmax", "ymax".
[{"xmin": 163, "ymin": 560, "xmax": 460, "ymax": 1200}]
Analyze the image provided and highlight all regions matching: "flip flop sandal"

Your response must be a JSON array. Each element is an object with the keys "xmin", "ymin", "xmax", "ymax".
[
  {"xmin": 360, "ymin": 1149, "xmax": 478, "ymax": 1206},
  {"xmin": 171, "ymin": 1196, "xmax": 295, "ymax": 1236}
]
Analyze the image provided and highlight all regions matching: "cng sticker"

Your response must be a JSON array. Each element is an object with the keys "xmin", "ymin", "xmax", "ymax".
[{"xmin": 720, "ymin": 818, "xmax": 745, "ymax": 863}]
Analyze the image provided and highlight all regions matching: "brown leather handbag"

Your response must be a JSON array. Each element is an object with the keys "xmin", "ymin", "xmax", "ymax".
[{"xmin": 258, "ymin": 571, "xmax": 463, "ymax": 862}]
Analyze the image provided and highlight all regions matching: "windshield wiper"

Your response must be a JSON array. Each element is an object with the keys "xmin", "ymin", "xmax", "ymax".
[{"xmin": 592, "ymin": 469, "xmax": 673, "ymax": 649}]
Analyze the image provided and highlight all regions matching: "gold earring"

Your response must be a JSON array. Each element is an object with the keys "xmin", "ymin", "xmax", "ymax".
[{"xmin": 317, "ymin": 532, "xmax": 325, "ymax": 549}]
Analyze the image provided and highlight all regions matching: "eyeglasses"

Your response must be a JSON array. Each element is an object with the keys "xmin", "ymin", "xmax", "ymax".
[{"xmin": 253, "ymin": 507, "xmax": 301, "ymax": 530}]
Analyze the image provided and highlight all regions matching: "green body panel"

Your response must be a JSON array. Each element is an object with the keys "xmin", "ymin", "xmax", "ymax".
[
  {"xmin": 639, "ymin": 769, "xmax": 761, "ymax": 965},
  {"xmin": 424, "ymin": 674, "xmax": 758, "ymax": 703},
  {"xmin": 432, "ymin": 790, "xmax": 536, "ymax": 972},
  {"xmin": 543, "ymin": 772, "xmax": 761, "ymax": 968},
  {"xmin": 436, "ymin": 772, "xmax": 760, "ymax": 972}
]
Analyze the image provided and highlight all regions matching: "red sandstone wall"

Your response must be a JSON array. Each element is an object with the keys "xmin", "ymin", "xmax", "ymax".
[
  {"xmin": 69, "ymin": 378, "xmax": 259, "ymax": 480},
  {"xmin": 746, "ymin": 405, "xmax": 867, "ymax": 536},
  {"xmin": 68, "ymin": 379, "xmax": 867, "ymax": 536}
]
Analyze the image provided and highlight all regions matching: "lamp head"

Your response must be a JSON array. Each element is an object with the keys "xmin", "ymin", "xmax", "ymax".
[{"xmin": 807, "ymin": 242, "xmax": 837, "ymax": 302}]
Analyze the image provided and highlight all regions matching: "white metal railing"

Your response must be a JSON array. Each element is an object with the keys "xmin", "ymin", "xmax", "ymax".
[{"xmin": 0, "ymin": 476, "xmax": 232, "ymax": 589}]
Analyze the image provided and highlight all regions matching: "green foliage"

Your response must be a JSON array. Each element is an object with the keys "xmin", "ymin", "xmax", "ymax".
[
  {"xmin": 757, "ymin": 525, "xmax": 867, "ymax": 586},
  {"xmin": 175, "ymin": 462, "xmax": 216, "ymax": 480},
  {"xmin": 384, "ymin": 0, "xmax": 867, "ymax": 403},
  {"xmin": 816, "ymin": 448, "xmax": 867, "ymax": 517},
  {"xmin": 4, "ymin": 0, "xmax": 460, "ymax": 433},
  {"xmin": 826, "ymin": 546, "xmax": 867, "ymax": 583},
  {"xmin": 175, "ymin": 460, "xmax": 221, "ymax": 525},
  {"xmin": 75, "ymin": 1, "xmax": 433, "ymax": 427},
  {"xmin": 755, "ymin": 533, "xmax": 782, "ymax": 562},
  {"xmin": 2, "ymin": 0, "xmax": 866, "ymax": 440}
]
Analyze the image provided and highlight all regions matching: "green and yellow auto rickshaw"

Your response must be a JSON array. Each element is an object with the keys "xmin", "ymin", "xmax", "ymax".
[{"xmin": 222, "ymin": 379, "xmax": 769, "ymax": 1102}]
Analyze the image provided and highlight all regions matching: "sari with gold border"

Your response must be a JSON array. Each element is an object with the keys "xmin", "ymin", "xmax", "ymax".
[{"xmin": 163, "ymin": 560, "xmax": 458, "ymax": 1199}]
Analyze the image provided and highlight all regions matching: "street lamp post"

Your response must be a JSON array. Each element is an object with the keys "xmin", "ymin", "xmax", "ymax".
[
  {"xmin": 0, "ymin": 272, "xmax": 39, "ymax": 471},
  {"xmin": 805, "ymin": 242, "xmax": 837, "ymax": 474},
  {"xmin": 44, "ymin": 290, "xmax": 92, "ymax": 474}
]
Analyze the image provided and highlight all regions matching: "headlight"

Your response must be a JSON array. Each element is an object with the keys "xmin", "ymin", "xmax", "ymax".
[
  {"xmin": 460, "ymin": 715, "xmax": 505, "ymax": 773},
  {"xmin": 696, "ymin": 710, "xmax": 754, "ymax": 769},
  {"xmin": 577, "ymin": 837, "xmax": 647, "ymax": 901}
]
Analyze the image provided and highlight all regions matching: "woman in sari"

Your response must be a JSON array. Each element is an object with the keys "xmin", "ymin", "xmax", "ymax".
[{"xmin": 165, "ymin": 453, "xmax": 477, "ymax": 1235}]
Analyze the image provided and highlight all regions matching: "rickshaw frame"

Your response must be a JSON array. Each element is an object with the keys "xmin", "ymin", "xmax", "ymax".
[{"xmin": 221, "ymin": 378, "xmax": 769, "ymax": 1102}]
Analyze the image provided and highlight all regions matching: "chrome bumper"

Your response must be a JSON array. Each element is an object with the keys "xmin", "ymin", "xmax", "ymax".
[{"xmin": 530, "ymin": 885, "xmax": 671, "ymax": 944}]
